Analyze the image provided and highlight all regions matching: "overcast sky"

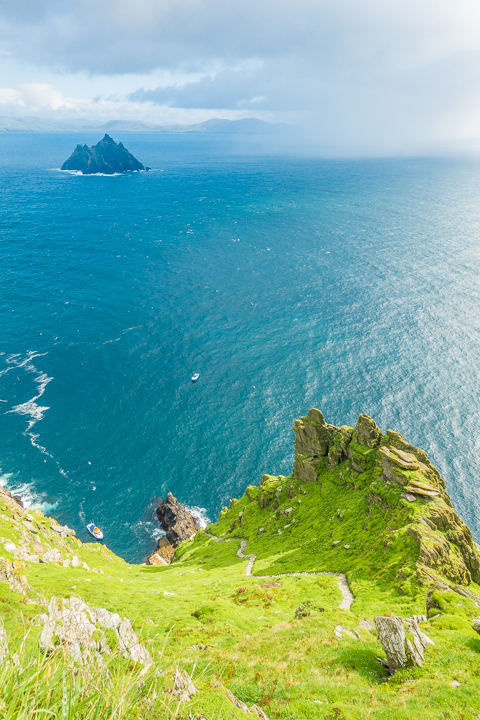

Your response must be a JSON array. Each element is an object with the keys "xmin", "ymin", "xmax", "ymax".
[{"xmin": 2, "ymin": 0, "xmax": 480, "ymax": 153}]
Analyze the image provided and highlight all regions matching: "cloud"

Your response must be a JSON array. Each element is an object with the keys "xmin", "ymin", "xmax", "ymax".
[
  {"xmin": 3, "ymin": 0, "xmax": 480, "ymax": 151},
  {"xmin": 128, "ymin": 69, "xmax": 268, "ymax": 109},
  {"xmin": 0, "ymin": 80, "xmax": 276, "ymax": 126}
]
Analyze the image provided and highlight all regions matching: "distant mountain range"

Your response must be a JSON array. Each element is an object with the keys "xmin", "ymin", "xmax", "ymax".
[{"xmin": 0, "ymin": 116, "xmax": 294, "ymax": 135}]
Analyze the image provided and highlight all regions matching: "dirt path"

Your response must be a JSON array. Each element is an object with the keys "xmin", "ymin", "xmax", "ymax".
[{"xmin": 207, "ymin": 533, "xmax": 354, "ymax": 610}]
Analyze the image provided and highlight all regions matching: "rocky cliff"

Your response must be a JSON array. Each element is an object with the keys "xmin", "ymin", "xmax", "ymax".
[
  {"xmin": 1, "ymin": 407, "xmax": 480, "ymax": 719},
  {"xmin": 290, "ymin": 409, "xmax": 480, "ymax": 591},
  {"xmin": 61, "ymin": 134, "xmax": 145, "ymax": 174},
  {"xmin": 148, "ymin": 492, "xmax": 197, "ymax": 565}
]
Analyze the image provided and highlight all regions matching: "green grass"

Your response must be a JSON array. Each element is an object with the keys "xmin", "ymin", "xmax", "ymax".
[{"xmin": 1, "ymin": 434, "xmax": 480, "ymax": 719}]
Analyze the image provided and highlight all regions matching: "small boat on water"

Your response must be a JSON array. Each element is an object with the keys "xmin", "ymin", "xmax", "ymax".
[
  {"xmin": 191, "ymin": 373, "xmax": 200, "ymax": 382},
  {"xmin": 86, "ymin": 523, "xmax": 103, "ymax": 540}
]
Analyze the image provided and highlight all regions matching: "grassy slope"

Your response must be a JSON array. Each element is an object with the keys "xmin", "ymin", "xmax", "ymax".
[{"xmin": 1, "ymin": 448, "xmax": 480, "ymax": 718}]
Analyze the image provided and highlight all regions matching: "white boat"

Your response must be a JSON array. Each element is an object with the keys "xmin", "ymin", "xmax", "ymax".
[
  {"xmin": 191, "ymin": 373, "xmax": 200, "ymax": 382},
  {"xmin": 86, "ymin": 523, "xmax": 103, "ymax": 540}
]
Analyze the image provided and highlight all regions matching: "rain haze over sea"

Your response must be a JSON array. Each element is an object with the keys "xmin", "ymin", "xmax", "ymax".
[{"xmin": 2, "ymin": 131, "xmax": 480, "ymax": 562}]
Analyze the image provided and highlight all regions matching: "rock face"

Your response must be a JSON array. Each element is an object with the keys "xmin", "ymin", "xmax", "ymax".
[
  {"xmin": 148, "ymin": 492, "xmax": 197, "ymax": 565},
  {"xmin": 374, "ymin": 615, "xmax": 434, "ymax": 674},
  {"xmin": 292, "ymin": 408, "xmax": 480, "ymax": 589},
  {"xmin": 39, "ymin": 596, "xmax": 152, "ymax": 667},
  {"xmin": 171, "ymin": 668, "xmax": 198, "ymax": 702},
  {"xmin": 156, "ymin": 493, "xmax": 197, "ymax": 546},
  {"xmin": 61, "ymin": 134, "xmax": 145, "ymax": 175}
]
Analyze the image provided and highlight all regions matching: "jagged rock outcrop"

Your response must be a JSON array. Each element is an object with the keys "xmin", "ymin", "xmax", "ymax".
[
  {"xmin": 61, "ymin": 134, "xmax": 145, "ymax": 175},
  {"xmin": 171, "ymin": 668, "xmax": 198, "ymax": 702},
  {"xmin": 39, "ymin": 596, "xmax": 152, "ymax": 667},
  {"xmin": 291, "ymin": 408, "xmax": 480, "ymax": 589},
  {"xmin": 374, "ymin": 615, "xmax": 434, "ymax": 674},
  {"xmin": 148, "ymin": 492, "xmax": 197, "ymax": 565},
  {"xmin": 224, "ymin": 687, "xmax": 271, "ymax": 718},
  {"xmin": 156, "ymin": 493, "xmax": 197, "ymax": 546}
]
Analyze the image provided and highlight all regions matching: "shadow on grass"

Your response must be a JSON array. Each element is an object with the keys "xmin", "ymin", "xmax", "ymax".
[
  {"xmin": 464, "ymin": 636, "xmax": 480, "ymax": 655},
  {"xmin": 336, "ymin": 644, "xmax": 389, "ymax": 684}
]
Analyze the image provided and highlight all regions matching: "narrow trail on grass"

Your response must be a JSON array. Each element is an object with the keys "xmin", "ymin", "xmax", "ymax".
[{"xmin": 206, "ymin": 534, "xmax": 354, "ymax": 610}]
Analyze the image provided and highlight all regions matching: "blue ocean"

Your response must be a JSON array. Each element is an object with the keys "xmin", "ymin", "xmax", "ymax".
[{"xmin": 2, "ymin": 132, "xmax": 480, "ymax": 562}]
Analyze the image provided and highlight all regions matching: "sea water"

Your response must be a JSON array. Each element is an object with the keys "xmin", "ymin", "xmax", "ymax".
[{"xmin": 1, "ymin": 132, "xmax": 480, "ymax": 562}]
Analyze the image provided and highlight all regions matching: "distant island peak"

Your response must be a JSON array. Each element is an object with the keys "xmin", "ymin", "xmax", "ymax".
[{"xmin": 61, "ymin": 134, "xmax": 146, "ymax": 175}]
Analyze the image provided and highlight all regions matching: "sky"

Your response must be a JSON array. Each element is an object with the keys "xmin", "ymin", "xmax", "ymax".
[{"xmin": 1, "ymin": 0, "xmax": 480, "ymax": 153}]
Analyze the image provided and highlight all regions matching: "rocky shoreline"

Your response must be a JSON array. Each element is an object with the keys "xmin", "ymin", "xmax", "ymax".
[{"xmin": 148, "ymin": 492, "xmax": 199, "ymax": 565}]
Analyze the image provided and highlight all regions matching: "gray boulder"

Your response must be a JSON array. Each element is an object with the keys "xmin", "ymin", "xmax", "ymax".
[
  {"xmin": 43, "ymin": 549, "xmax": 62, "ymax": 564},
  {"xmin": 374, "ymin": 615, "xmax": 435, "ymax": 675},
  {"xmin": 38, "ymin": 596, "xmax": 152, "ymax": 667}
]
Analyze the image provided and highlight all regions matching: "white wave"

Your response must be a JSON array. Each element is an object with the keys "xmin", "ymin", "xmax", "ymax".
[
  {"xmin": 133, "ymin": 519, "xmax": 165, "ymax": 544},
  {"xmin": 10, "ymin": 400, "xmax": 50, "ymax": 427},
  {"xmin": 0, "ymin": 471, "xmax": 57, "ymax": 513},
  {"xmin": 29, "ymin": 434, "xmax": 53, "ymax": 458},
  {"xmin": 185, "ymin": 505, "xmax": 210, "ymax": 530},
  {"xmin": 57, "ymin": 169, "xmax": 146, "ymax": 177},
  {"xmin": 1, "ymin": 351, "xmax": 68, "ymax": 473},
  {"xmin": 6, "ymin": 363, "xmax": 53, "ymax": 452}
]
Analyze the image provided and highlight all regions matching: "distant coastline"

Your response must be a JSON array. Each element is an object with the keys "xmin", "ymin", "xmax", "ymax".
[{"xmin": 0, "ymin": 116, "xmax": 295, "ymax": 135}]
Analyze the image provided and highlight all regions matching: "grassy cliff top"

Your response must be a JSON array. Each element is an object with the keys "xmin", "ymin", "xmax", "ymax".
[{"xmin": 1, "ymin": 409, "xmax": 480, "ymax": 719}]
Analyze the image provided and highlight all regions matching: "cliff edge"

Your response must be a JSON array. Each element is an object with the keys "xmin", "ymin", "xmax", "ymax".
[{"xmin": 1, "ymin": 408, "xmax": 480, "ymax": 719}]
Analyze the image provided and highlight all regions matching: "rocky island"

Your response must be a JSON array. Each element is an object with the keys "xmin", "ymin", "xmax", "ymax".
[
  {"xmin": 1, "ymin": 408, "xmax": 480, "ymax": 719},
  {"xmin": 61, "ymin": 134, "xmax": 145, "ymax": 174}
]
